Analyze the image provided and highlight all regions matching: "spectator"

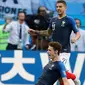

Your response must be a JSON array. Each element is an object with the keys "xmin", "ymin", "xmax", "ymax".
[
  {"xmin": 3, "ymin": 11, "xmax": 30, "ymax": 50},
  {"xmin": 27, "ymin": 6, "xmax": 50, "ymax": 50},
  {"xmin": 71, "ymin": 18, "xmax": 85, "ymax": 52},
  {"xmin": 26, "ymin": 6, "xmax": 49, "ymax": 32},
  {"xmin": 0, "ymin": 14, "xmax": 13, "ymax": 50}
]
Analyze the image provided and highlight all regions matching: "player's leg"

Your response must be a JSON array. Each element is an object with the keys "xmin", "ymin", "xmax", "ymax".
[
  {"xmin": 66, "ymin": 71, "xmax": 81, "ymax": 85},
  {"xmin": 59, "ymin": 78, "xmax": 64, "ymax": 85},
  {"xmin": 59, "ymin": 78, "xmax": 70, "ymax": 85}
]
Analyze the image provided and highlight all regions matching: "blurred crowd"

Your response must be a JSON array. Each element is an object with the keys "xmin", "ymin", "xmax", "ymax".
[{"xmin": 0, "ymin": 5, "xmax": 85, "ymax": 52}]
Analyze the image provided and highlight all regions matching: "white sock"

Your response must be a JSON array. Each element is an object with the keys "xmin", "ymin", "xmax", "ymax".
[{"xmin": 74, "ymin": 78, "xmax": 81, "ymax": 85}]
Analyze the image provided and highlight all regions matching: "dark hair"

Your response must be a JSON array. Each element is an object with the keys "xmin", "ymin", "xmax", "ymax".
[
  {"xmin": 56, "ymin": 0, "xmax": 67, "ymax": 6},
  {"xmin": 48, "ymin": 42, "xmax": 62, "ymax": 55},
  {"xmin": 18, "ymin": 10, "xmax": 26, "ymax": 16},
  {"xmin": 37, "ymin": 6, "xmax": 47, "ymax": 13}
]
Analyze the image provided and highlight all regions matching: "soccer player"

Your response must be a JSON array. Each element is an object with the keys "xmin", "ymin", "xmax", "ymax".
[
  {"xmin": 48, "ymin": 0, "xmax": 80, "ymax": 52},
  {"xmin": 29, "ymin": 0, "xmax": 81, "ymax": 85},
  {"xmin": 35, "ymin": 42, "xmax": 69, "ymax": 85},
  {"xmin": 29, "ymin": 0, "xmax": 80, "ymax": 52}
]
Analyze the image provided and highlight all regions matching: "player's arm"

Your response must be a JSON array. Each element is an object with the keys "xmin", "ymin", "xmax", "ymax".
[
  {"xmin": 59, "ymin": 70, "xmax": 70, "ymax": 85},
  {"xmin": 71, "ymin": 32, "xmax": 80, "ymax": 43},
  {"xmin": 70, "ymin": 18, "xmax": 81, "ymax": 43},
  {"xmin": 28, "ymin": 28, "xmax": 52, "ymax": 37},
  {"xmin": 71, "ymin": 31, "xmax": 80, "ymax": 43},
  {"xmin": 28, "ymin": 19, "xmax": 53, "ymax": 37},
  {"xmin": 59, "ymin": 77, "xmax": 70, "ymax": 85},
  {"xmin": 36, "ymin": 28, "xmax": 52, "ymax": 36},
  {"xmin": 58, "ymin": 63, "xmax": 70, "ymax": 85},
  {"xmin": 37, "ymin": 19, "xmax": 53, "ymax": 36}
]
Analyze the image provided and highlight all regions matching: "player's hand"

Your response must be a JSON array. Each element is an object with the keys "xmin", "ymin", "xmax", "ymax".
[
  {"xmin": 28, "ymin": 29, "xmax": 38, "ymax": 36},
  {"xmin": 28, "ymin": 29, "xmax": 36, "ymax": 34},
  {"xmin": 71, "ymin": 37, "xmax": 76, "ymax": 43}
]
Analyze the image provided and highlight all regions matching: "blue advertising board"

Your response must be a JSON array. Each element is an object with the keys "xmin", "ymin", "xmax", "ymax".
[{"xmin": 0, "ymin": 51, "xmax": 85, "ymax": 85}]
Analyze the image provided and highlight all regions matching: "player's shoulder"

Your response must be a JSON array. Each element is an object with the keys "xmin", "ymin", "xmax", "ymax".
[
  {"xmin": 66, "ymin": 16, "xmax": 75, "ymax": 22},
  {"xmin": 66, "ymin": 16, "xmax": 74, "ymax": 21},
  {"xmin": 55, "ymin": 61, "xmax": 63, "ymax": 66},
  {"xmin": 58, "ymin": 61, "xmax": 66, "ymax": 70},
  {"xmin": 66, "ymin": 16, "xmax": 75, "ymax": 25}
]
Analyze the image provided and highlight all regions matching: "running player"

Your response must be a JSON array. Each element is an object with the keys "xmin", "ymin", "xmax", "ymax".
[
  {"xmin": 35, "ymin": 42, "xmax": 69, "ymax": 85},
  {"xmin": 29, "ymin": 0, "xmax": 81, "ymax": 85}
]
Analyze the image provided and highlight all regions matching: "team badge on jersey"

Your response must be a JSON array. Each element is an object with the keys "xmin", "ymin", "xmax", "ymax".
[
  {"xmin": 49, "ymin": 64, "xmax": 54, "ymax": 70},
  {"xmin": 61, "ymin": 21, "xmax": 66, "ymax": 27}
]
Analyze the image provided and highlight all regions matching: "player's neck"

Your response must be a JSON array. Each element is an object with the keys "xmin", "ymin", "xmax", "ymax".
[
  {"xmin": 58, "ymin": 13, "xmax": 66, "ymax": 19},
  {"xmin": 52, "ymin": 55, "xmax": 60, "ymax": 62}
]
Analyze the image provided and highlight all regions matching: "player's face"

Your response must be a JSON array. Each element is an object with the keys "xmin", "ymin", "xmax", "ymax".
[
  {"xmin": 18, "ymin": 13, "xmax": 25, "ymax": 21},
  {"xmin": 47, "ymin": 46, "xmax": 56, "ymax": 59},
  {"xmin": 39, "ymin": 7, "xmax": 46, "ymax": 16},
  {"xmin": 56, "ymin": 3, "xmax": 66, "ymax": 15}
]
